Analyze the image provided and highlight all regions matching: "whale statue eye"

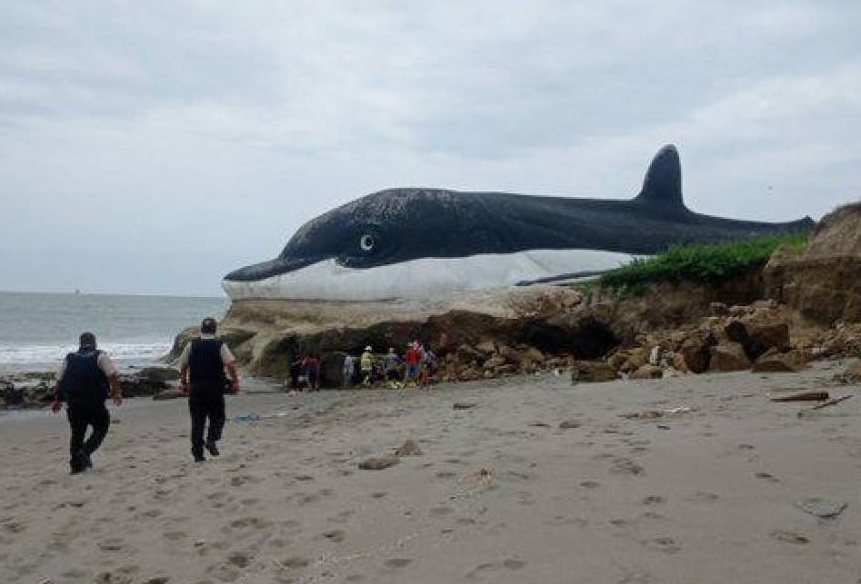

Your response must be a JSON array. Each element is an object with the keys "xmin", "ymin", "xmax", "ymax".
[{"xmin": 359, "ymin": 234, "xmax": 376, "ymax": 252}]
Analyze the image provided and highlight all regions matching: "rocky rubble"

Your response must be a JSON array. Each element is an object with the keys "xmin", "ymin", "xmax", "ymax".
[{"xmin": 0, "ymin": 366, "xmax": 183, "ymax": 410}]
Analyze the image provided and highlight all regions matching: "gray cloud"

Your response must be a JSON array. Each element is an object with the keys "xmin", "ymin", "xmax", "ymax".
[{"xmin": 0, "ymin": 1, "xmax": 859, "ymax": 296}]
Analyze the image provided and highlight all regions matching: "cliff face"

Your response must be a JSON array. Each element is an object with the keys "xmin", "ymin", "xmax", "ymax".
[{"xmin": 764, "ymin": 201, "xmax": 861, "ymax": 326}]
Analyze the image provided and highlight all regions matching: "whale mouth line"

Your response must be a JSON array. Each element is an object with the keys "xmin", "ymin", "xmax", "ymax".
[{"xmin": 224, "ymin": 256, "xmax": 320, "ymax": 282}]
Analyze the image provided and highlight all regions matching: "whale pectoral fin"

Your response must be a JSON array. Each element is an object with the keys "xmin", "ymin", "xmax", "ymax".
[{"xmin": 634, "ymin": 144, "xmax": 686, "ymax": 213}]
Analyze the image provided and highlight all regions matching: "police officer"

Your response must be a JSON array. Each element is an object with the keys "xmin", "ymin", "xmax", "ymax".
[
  {"xmin": 179, "ymin": 317, "xmax": 239, "ymax": 462},
  {"xmin": 51, "ymin": 332, "xmax": 123, "ymax": 474}
]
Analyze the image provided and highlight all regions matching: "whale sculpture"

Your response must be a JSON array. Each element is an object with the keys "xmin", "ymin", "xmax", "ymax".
[{"xmin": 223, "ymin": 145, "xmax": 814, "ymax": 301}]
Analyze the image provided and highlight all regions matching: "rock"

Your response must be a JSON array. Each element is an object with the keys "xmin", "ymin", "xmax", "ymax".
[
  {"xmin": 794, "ymin": 497, "xmax": 848, "ymax": 519},
  {"xmin": 520, "ymin": 347, "xmax": 546, "ymax": 368},
  {"xmin": 483, "ymin": 356, "xmax": 507, "ymax": 370},
  {"xmin": 671, "ymin": 352, "xmax": 690, "ymax": 373},
  {"xmin": 453, "ymin": 402, "xmax": 477, "ymax": 410},
  {"xmin": 629, "ymin": 365, "xmax": 663, "ymax": 380},
  {"xmin": 119, "ymin": 374, "xmax": 169, "ymax": 398},
  {"xmin": 358, "ymin": 454, "xmax": 400, "ymax": 470},
  {"xmin": 841, "ymin": 359, "xmax": 861, "ymax": 382},
  {"xmin": 152, "ymin": 389, "xmax": 186, "ymax": 401},
  {"xmin": 710, "ymin": 302, "xmax": 728, "ymax": 316},
  {"xmin": 571, "ymin": 361, "xmax": 617, "ymax": 383},
  {"xmin": 728, "ymin": 305, "xmax": 750, "ymax": 317},
  {"xmin": 456, "ymin": 344, "xmax": 486, "ymax": 365},
  {"xmin": 605, "ymin": 350, "xmax": 629, "ymax": 372},
  {"xmin": 137, "ymin": 366, "xmax": 180, "ymax": 382},
  {"xmin": 709, "ymin": 342, "xmax": 751, "ymax": 372},
  {"xmin": 751, "ymin": 355, "xmax": 800, "ymax": 373},
  {"xmin": 475, "ymin": 340, "xmax": 497, "ymax": 355},
  {"xmin": 1, "ymin": 384, "xmax": 25, "ymax": 406},
  {"xmin": 622, "ymin": 347, "xmax": 650, "ymax": 372},
  {"xmin": 394, "ymin": 439, "xmax": 422, "ymax": 456},
  {"xmin": 723, "ymin": 305, "xmax": 791, "ymax": 362},
  {"xmin": 678, "ymin": 331, "xmax": 716, "ymax": 374},
  {"xmin": 559, "ymin": 420, "xmax": 581, "ymax": 429}
]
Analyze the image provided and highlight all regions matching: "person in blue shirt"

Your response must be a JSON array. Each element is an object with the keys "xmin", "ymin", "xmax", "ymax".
[
  {"xmin": 179, "ymin": 318, "xmax": 240, "ymax": 462},
  {"xmin": 51, "ymin": 332, "xmax": 123, "ymax": 474}
]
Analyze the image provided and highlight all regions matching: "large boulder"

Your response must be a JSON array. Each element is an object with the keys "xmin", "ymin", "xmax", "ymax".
[
  {"xmin": 678, "ymin": 330, "xmax": 717, "ymax": 374},
  {"xmin": 764, "ymin": 203, "xmax": 861, "ymax": 325},
  {"xmin": 724, "ymin": 308, "xmax": 791, "ymax": 362},
  {"xmin": 571, "ymin": 361, "xmax": 617, "ymax": 383},
  {"xmin": 709, "ymin": 342, "xmax": 752, "ymax": 372}
]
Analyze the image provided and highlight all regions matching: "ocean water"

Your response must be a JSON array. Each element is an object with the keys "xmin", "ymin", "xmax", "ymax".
[{"xmin": 0, "ymin": 292, "xmax": 229, "ymax": 372}]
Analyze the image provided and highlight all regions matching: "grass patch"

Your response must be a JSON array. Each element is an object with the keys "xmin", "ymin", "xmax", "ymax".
[{"xmin": 598, "ymin": 233, "xmax": 809, "ymax": 293}]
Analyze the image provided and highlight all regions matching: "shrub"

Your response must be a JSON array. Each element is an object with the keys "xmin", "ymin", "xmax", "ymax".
[{"xmin": 598, "ymin": 233, "xmax": 809, "ymax": 292}]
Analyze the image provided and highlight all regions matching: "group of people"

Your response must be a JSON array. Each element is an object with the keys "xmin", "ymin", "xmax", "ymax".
[
  {"xmin": 287, "ymin": 353, "xmax": 321, "ymax": 392},
  {"xmin": 51, "ymin": 317, "xmax": 239, "ymax": 473},
  {"xmin": 346, "ymin": 342, "xmax": 438, "ymax": 389}
]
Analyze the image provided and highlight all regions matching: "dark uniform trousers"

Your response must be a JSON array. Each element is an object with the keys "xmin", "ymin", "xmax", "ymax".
[
  {"xmin": 188, "ymin": 382, "xmax": 225, "ymax": 454},
  {"xmin": 67, "ymin": 400, "xmax": 110, "ymax": 470}
]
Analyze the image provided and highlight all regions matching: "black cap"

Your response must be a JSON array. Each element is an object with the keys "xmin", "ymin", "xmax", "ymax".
[
  {"xmin": 79, "ymin": 332, "xmax": 96, "ymax": 348},
  {"xmin": 200, "ymin": 317, "xmax": 217, "ymax": 334}
]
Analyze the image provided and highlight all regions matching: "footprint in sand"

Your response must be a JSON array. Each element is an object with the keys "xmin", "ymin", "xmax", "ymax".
[
  {"xmin": 466, "ymin": 558, "xmax": 527, "ymax": 580},
  {"xmin": 163, "ymin": 530, "xmax": 186, "ymax": 542},
  {"xmin": 227, "ymin": 551, "xmax": 253, "ymax": 568},
  {"xmin": 609, "ymin": 457, "xmax": 645, "ymax": 476},
  {"xmin": 617, "ymin": 569, "xmax": 653, "ymax": 583},
  {"xmin": 95, "ymin": 571, "xmax": 135, "ymax": 584},
  {"xmin": 688, "ymin": 491, "xmax": 719, "ymax": 502},
  {"xmin": 280, "ymin": 556, "xmax": 310, "ymax": 569},
  {"xmin": 328, "ymin": 509, "xmax": 356, "ymax": 523},
  {"xmin": 770, "ymin": 530, "xmax": 809, "ymax": 545},
  {"xmin": 755, "ymin": 472, "xmax": 780, "ymax": 483},
  {"xmin": 98, "ymin": 540, "xmax": 126, "ymax": 552},
  {"xmin": 321, "ymin": 529, "xmax": 346, "ymax": 542},
  {"xmin": 222, "ymin": 516, "xmax": 271, "ymax": 535},
  {"xmin": 643, "ymin": 536, "xmax": 682, "ymax": 554}
]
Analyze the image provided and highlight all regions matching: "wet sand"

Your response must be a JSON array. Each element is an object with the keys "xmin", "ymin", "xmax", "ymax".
[{"xmin": 1, "ymin": 362, "xmax": 859, "ymax": 583}]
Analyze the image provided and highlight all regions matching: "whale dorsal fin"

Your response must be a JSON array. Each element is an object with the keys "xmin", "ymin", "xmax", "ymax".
[{"xmin": 634, "ymin": 144, "xmax": 686, "ymax": 213}]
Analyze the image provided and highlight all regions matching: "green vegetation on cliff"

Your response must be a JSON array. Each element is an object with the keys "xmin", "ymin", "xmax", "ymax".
[{"xmin": 597, "ymin": 233, "xmax": 809, "ymax": 292}]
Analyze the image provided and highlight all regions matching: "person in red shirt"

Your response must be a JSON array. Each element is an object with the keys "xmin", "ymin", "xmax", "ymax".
[
  {"xmin": 404, "ymin": 342, "xmax": 420, "ymax": 387},
  {"xmin": 303, "ymin": 353, "xmax": 321, "ymax": 391}
]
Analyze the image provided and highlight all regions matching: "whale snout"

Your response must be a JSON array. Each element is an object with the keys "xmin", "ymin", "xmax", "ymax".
[{"xmin": 223, "ymin": 257, "xmax": 314, "ymax": 282}]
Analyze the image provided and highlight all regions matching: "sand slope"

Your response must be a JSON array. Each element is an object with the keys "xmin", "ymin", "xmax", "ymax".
[{"xmin": 1, "ymin": 362, "xmax": 859, "ymax": 584}]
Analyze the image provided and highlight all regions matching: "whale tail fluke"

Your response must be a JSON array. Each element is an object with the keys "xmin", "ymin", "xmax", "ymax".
[{"xmin": 634, "ymin": 144, "xmax": 687, "ymax": 215}]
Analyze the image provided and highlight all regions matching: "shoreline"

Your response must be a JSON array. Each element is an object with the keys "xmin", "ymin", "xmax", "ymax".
[{"xmin": 1, "ymin": 361, "xmax": 859, "ymax": 582}]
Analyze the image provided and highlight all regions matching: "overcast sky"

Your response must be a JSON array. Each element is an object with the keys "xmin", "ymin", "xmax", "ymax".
[{"xmin": 1, "ymin": 1, "xmax": 859, "ymax": 297}]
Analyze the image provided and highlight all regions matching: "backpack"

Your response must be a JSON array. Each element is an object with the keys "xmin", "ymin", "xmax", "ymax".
[{"xmin": 57, "ymin": 349, "xmax": 109, "ymax": 402}]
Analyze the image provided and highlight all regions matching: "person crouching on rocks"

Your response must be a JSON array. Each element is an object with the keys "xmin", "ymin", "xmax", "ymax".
[
  {"xmin": 179, "ymin": 317, "xmax": 240, "ymax": 462},
  {"xmin": 51, "ymin": 332, "xmax": 123, "ymax": 474}
]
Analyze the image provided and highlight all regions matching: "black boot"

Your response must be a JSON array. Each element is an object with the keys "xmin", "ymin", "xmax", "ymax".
[{"xmin": 205, "ymin": 440, "xmax": 220, "ymax": 456}]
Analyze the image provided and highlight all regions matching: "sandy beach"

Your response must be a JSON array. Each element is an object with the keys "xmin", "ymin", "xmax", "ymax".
[{"xmin": 1, "ymin": 362, "xmax": 860, "ymax": 584}]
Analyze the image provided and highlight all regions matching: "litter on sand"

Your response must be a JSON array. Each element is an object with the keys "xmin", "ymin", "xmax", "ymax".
[
  {"xmin": 622, "ymin": 406, "xmax": 696, "ymax": 420},
  {"xmin": 232, "ymin": 411, "xmax": 289, "ymax": 423},
  {"xmin": 795, "ymin": 497, "xmax": 848, "ymax": 519},
  {"xmin": 768, "ymin": 390, "xmax": 829, "ymax": 402}
]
